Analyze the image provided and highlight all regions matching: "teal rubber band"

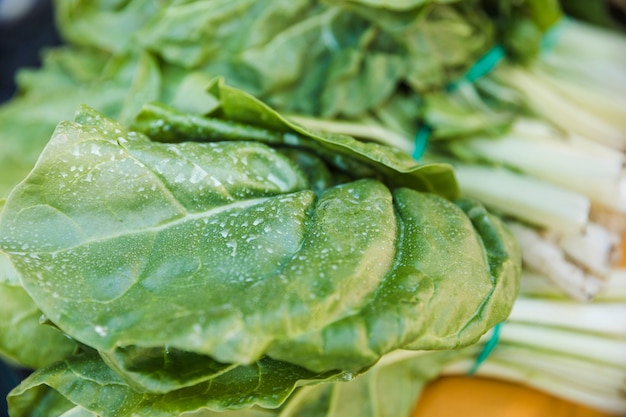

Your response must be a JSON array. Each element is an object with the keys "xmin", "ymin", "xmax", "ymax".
[
  {"xmin": 448, "ymin": 45, "xmax": 506, "ymax": 92},
  {"xmin": 468, "ymin": 322, "xmax": 503, "ymax": 375},
  {"xmin": 412, "ymin": 124, "xmax": 432, "ymax": 160},
  {"xmin": 464, "ymin": 45, "xmax": 506, "ymax": 83}
]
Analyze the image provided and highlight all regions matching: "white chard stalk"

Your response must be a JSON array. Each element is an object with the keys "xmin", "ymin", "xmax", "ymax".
[
  {"xmin": 454, "ymin": 164, "xmax": 590, "ymax": 235},
  {"xmin": 455, "ymin": 118, "xmax": 626, "ymax": 213},
  {"xmin": 505, "ymin": 221, "xmax": 616, "ymax": 301}
]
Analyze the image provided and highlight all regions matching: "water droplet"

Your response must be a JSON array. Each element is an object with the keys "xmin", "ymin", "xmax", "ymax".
[{"xmin": 94, "ymin": 325, "xmax": 108, "ymax": 337}]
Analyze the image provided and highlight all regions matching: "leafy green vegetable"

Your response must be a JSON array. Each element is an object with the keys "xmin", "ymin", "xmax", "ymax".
[
  {"xmin": 131, "ymin": 80, "xmax": 460, "ymax": 199},
  {"xmin": 132, "ymin": 0, "xmax": 495, "ymax": 117},
  {"xmin": 278, "ymin": 349, "xmax": 468, "ymax": 417},
  {"xmin": 0, "ymin": 1, "xmax": 543, "ymax": 413},
  {"xmin": 55, "ymin": 0, "xmax": 161, "ymax": 53},
  {"xmin": 0, "ymin": 198, "xmax": 77, "ymax": 368},
  {"xmin": 0, "ymin": 80, "xmax": 520, "ymax": 414},
  {"xmin": 7, "ymin": 349, "xmax": 344, "ymax": 416}
]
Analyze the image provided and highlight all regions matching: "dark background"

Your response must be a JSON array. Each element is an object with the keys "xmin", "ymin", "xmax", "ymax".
[
  {"xmin": 0, "ymin": 0, "xmax": 61, "ymax": 103},
  {"xmin": 0, "ymin": 1, "xmax": 60, "ymax": 414}
]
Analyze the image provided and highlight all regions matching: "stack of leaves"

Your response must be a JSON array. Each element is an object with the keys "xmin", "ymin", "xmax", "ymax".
[{"xmin": 0, "ymin": 80, "xmax": 520, "ymax": 415}]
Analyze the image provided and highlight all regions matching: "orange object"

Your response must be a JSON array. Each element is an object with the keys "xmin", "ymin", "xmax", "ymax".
[{"xmin": 412, "ymin": 376, "xmax": 621, "ymax": 417}]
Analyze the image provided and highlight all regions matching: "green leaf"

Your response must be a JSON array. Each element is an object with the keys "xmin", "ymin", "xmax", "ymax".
[
  {"xmin": 0, "ymin": 278, "xmax": 77, "ymax": 369},
  {"xmin": 266, "ymin": 194, "xmax": 520, "ymax": 372},
  {"xmin": 112, "ymin": 51, "xmax": 163, "ymax": 126},
  {"xmin": 131, "ymin": 79, "xmax": 460, "ymax": 200},
  {"xmin": 329, "ymin": 0, "xmax": 456, "ymax": 10},
  {"xmin": 480, "ymin": 0, "xmax": 563, "ymax": 62},
  {"xmin": 0, "ymin": 214, "xmax": 77, "ymax": 368},
  {"xmin": 318, "ymin": 50, "xmax": 405, "ymax": 118},
  {"xmin": 132, "ymin": 0, "xmax": 494, "ymax": 118},
  {"xmin": 1, "ymin": 199, "xmax": 77, "ymax": 369},
  {"xmin": 7, "ymin": 350, "xmax": 343, "ymax": 416},
  {"xmin": 0, "ymin": 107, "xmax": 401, "ymax": 368},
  {"xmin": 135, "ymin": 0, "xmax": 293, "ymax": 69},
  {"xmin": 99, "ymin": 345, "xmax": 236, "ymax": 394},
  {"xmin": 423, "ymin": 88, "xmax": 516, "ymax": 140}
]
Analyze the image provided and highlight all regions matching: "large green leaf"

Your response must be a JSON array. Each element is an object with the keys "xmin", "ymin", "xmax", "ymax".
[
  {"xmin": 132, "ymin": 0, "xmax": 493, "ymax": 117},
  {"xmin": 328, "ymin": 0, "xmax": 458, "ymax": 10},
  {"xmin": 6, "ymin": 348, "xmax": 477, "ymax": 417},
  {"xmin": 7, "ymin": 350, "xmax": 344, "ymax": 417},
  {"xmin": 0, "ymin": 106, "xmax": 401, "ymax": 367},
  {"xmin": 99, "ymin": 345, "xmax": 239, "ymax": 394},
  {"xmin": 54, "ymin": 0, "xmax": 162, "ymax": 53},
  {"xmin": 0, "ymin": 206, "xmax": 77, "ymax": 369}
]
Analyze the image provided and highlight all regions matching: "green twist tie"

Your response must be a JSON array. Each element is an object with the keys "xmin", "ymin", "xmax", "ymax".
[{"xmin": 468, "ymin": 322, "xmax": 503, "ymax": 375}]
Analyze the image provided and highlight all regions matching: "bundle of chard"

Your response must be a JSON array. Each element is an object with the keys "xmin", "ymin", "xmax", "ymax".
[{"xmin": 0, "ymin": 1, "xmax": 624, "ymax": 416}]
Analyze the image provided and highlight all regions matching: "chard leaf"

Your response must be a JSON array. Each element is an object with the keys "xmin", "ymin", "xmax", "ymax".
[
  {"xmin": 7, "ymin": 350, "xmax": 344, "ymax": 417},
  {"xmin": 1, "ymin": 203, "xmax": 77, "ymax": 369},
  {"xmin": 0, "ymin": 106, "xmax": 399, "ymax": 368},
  {"xmin": 330, "ymin": 0, "xmax": 445, "ymax": 10},
  {"xmin": 318, "ymin": 50, "xmax": 405, "ymax": 119},
  {"xmin": 0, "ymin": 86, "xmax": 519, "ymax": 407},
  {"xmin": 99, "ymin": 346, "xmax": 236, "ymax": 394},
  {"xmin": 423, "ymin": 89, "xmax": 516, "ymax": 140},
  {"xmin": 131, "ymin": 79, "xmax": 460, "ymax": 200},
  {"xmin": 110, "ymin": 50, "xmax": 162, "ymax": 126},
  {"xmin": 0, "ymin": 214, "xmax": 77, "ymax": 368},
  {"xmin": 132, "ymin": 0, "xmax": 493, "ymax": 117},
  {"xmin": 0, "ymin": 248, "xmax": 19, "ymax": 286},
  {"xmin": 266, "ymin": 193, "xmax": 520, "ymax": 372}
]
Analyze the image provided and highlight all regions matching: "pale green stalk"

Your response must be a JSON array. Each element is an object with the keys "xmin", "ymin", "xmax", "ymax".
[
  {"xmin": 453, "ymin": 119, "xmax": 626, "ymax": 212},
  {"xmin": 499, "ymin": 322, "xmax": 626, "ymax": 368},
  {"xmin": 442, "ymin": 358, "xmax": 626, "ymax": 414},
  {"xmin": 453, "ymin": 164, "xmax": 590, "ymax": 235},
  {"xmin": 508, "ymin": 297, "xmax": 626, "ymax": 336},
  {"xmin": 496, "ymin": 64, "xmax": 626, "ymax": 151}
]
